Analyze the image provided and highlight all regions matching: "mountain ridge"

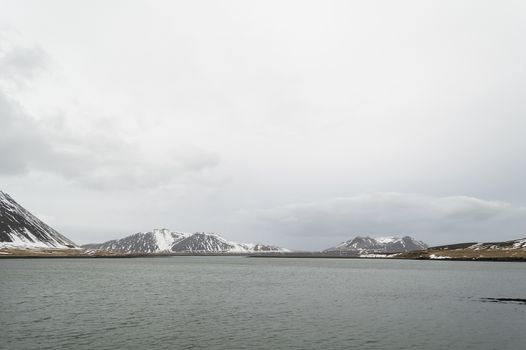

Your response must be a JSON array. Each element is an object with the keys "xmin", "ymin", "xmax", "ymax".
[
  {"xmin": 83, "ymin": 228, "xmax": 289, "ymax": 254},
  {"xmin": 324, "ymin": 235, "xmax": 428, "ymax": 255},
  {"xmin": 0, "ymin": 190, "xmax": 77, "ymax": 249}
]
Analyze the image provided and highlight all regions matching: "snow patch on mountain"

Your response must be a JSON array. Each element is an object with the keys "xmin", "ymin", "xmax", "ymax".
[
  {"xmin": 376, "ymin": 237, "xmax": 398, "ymax": 244},
  {"xmin": 153, "ymin": 228, "xmax": 189, "ymax": 251}
]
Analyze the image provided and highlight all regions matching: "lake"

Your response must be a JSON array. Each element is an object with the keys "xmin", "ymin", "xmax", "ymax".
[{"xmin": 1, "ymin": 257, "xmax": 525, "ymax": 349}]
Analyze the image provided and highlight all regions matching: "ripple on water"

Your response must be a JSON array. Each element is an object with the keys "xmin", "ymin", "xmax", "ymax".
[{"xmin": 1, "ymin": 257, "xmax": 526, "ymax": 350}]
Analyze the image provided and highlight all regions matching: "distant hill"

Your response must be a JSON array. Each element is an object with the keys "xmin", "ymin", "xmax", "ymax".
[
  {"xmin": 83, "ymin": 228, "xmax": 289, "ymax": 254},
  {"xmin": 0, "ymin": 191, "xmax": 77, "ymax": 249},
  {"xmin": 324, "ymin": 236, "xmax": 428, "ymax": 255},
  {"xmin": 398, "ymin": 238, "xmax": 526, "ymax": 260}
]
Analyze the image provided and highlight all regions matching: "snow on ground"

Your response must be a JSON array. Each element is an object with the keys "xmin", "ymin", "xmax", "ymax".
[
  {"xmin": 513, "ymin": 239, "xmax": 526, "ymax": 249},
  {"xmin": 429, "ymin": 254, "xmax": 450, "ymax": 260},
  {"xmin": 359, "ymin": 253, "xmax": 392, "ymax": 258}
]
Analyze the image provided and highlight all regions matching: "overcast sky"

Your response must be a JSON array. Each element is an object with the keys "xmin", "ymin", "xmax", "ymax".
[{"xmin": 1, "ymin": 0, "xmax": 526, "ymax": 250}]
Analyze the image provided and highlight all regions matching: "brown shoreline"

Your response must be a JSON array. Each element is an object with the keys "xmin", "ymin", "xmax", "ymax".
[
  {"xmin": 248, "ymin": 254, "xmax": 526, "ymax": 262},
  {"xmin": 1, "ymin": 252, "xmax": 526, "ymax": 261}
]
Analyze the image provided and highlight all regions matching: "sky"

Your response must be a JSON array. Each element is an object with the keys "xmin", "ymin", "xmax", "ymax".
[{"xmin": 1, "ymin": 0, "xmax": 526, "ymax": 250}]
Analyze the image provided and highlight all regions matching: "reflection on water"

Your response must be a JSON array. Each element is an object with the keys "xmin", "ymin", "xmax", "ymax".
[{"xmin": 477, "ymin": 297, "xmax": 526, "ymax": 305}]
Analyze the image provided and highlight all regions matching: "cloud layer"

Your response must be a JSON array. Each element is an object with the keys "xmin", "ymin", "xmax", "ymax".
[
  {"xmin": 0, "ymin": 39, "xmax": 220, "ymax": 190},
  {"xmin": 246, "ymin": 193, "xmax": 526, "ymax": 246}
]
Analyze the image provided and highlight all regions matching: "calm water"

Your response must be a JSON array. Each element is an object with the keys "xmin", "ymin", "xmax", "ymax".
[{"xmin": 1, "ymin": 257, "xmax": 525, "ymax": 350}]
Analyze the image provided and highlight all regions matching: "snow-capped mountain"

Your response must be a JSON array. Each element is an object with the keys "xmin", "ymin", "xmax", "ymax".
[
  {"xmin": 0, "ymin": 191, "xmax": 77, "ymax": 249},
  {"xmin": 83, "ymin": 228, "xmax": 289, "ymax": 254},
  {"xmin": 324, "ymin": 236, "xmax": 427, "ymax": 254}
]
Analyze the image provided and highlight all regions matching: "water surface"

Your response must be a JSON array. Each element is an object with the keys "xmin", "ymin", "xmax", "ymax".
[{"xmin": 1, "ymin": 257, "xmax": 525, "ymax": 349}]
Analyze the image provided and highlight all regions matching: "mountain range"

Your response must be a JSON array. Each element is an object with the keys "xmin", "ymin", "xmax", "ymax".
[
  {"xmin": 82, "ymin": 228, "xmax": 289, "ymax": 254},
  {"xmin": 0, "ymin": 191, "xmax": 288, "ymax": 254}
]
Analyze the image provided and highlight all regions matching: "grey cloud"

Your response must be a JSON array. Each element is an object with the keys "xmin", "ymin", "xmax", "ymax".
[
  {"xmin": 0, "ymin": 93, "xmax": 50, "ymax": 174},
  {"xmin": 0, "ymin": 34, "xmax": 48, "ymax": 87},
  {"xmin": 0, "ymin": 43, "xmax": 220, "ymax": 190},
  {"xmin": 0, "ymin": 92, "xmax": 220, "ymax": 189},
  {"xmin": 245, "ymin": 193, "xmax": 526, "ymax": 245}
]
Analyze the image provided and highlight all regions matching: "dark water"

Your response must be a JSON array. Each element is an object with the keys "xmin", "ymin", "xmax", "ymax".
[{"xmin": 1, "ymin": 257, "xmax": 525, "ymax": 350}]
